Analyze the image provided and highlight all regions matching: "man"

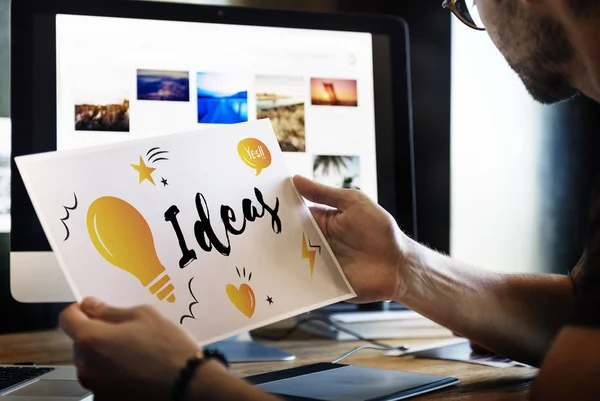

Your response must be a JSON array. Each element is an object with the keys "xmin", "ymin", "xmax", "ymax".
[{"xmin": 59, "ymin": 0, "xmax": 600, "ymax": 399}]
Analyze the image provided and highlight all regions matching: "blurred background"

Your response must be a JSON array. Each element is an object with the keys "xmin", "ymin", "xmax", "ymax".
[{"xmin": 1, "ymin": 0, "xmax": 600, "ymax": 332}]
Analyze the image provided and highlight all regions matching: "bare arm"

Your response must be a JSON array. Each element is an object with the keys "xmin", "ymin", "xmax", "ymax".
[
  {"xmin": 290, "ymin": 175, "xmax": 576, "ymax": 367},
  {"xmin": 398, "ymin": 240, "xmax": 575, "ymax": 367}
]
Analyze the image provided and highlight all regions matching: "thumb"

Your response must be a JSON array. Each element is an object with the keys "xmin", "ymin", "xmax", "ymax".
[
  {"xmin": 292, "ymin": 175, "xmax": 357, "ymax": 210},
  {"xmin": 80, "ymin": 297, "xmax": 137, "ymax": 323}
]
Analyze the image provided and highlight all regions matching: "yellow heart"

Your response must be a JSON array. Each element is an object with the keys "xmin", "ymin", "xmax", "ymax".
[{"xmin": 226, "ymin": 283, "xmax": 256, "ymax": 318}]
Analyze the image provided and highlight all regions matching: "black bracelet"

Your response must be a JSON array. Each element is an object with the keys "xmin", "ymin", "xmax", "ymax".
[{"xmin": 171, "ymin": 348, "xmax": 229, "ymax": 401}]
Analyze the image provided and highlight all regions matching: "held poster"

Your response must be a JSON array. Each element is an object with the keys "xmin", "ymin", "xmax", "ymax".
[{"xmin": 15, "ymin": 119, "xmax": 355, "ymax": 345}]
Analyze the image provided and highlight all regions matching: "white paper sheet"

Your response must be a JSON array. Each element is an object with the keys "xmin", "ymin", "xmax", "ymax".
[{"xmin": 15, "ymin": 119, "xmax": 355, "ymax": 345}]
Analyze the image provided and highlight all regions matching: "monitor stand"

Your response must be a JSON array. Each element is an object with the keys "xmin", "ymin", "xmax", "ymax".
[
  {"xmin": 206, "ymin": 331, "xmax": 295, "ymax": 363},
  {"xmin": 320, "ymin": 300, "xmax": 406, "ymax": 314}
]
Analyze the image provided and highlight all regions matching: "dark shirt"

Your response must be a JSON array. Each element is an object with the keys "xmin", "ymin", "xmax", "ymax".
[{"xmin": 570, "ymin": 178, "xmax": 600, "ymax": 326}]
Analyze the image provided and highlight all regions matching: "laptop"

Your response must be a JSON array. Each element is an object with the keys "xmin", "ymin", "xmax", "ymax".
[{"xmin": 0, "ymin": 365, "xmax": 92, "ymax": 400}]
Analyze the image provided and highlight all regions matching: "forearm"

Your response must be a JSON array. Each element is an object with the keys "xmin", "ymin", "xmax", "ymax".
[
  {"xmin": 398, "ymin": 240, "xmax": 575, "ymax": 367},
  {"xmin": 186, "ymin": 360, "xmax": 281, "ymax": 401}
]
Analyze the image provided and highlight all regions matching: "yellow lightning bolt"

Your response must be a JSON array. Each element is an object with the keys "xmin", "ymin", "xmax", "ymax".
[{"xmin": 302, "ymin": 233, "xmax": 316, "ymax": 276}]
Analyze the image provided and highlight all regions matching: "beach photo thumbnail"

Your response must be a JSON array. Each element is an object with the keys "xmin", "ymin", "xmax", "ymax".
[
  {"xmin": 313, "ymin": 155, "xmax": 360, "ymax": 190},
  {"xmin": 137, "ymin": 69, "xmax": 190, "ymax": 102},
  {"xmin": 256, "ymin": 75, "xmax": 305, "ymax": 152},
  {"xmin": 197, "ymin": 72, "xmax": 248, "ymax": 124},
  {"xmin": 310, "ymin": 78, "xmax": 358, "ymax": 107}
]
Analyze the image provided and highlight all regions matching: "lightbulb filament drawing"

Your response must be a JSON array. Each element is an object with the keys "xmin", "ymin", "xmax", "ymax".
[{"xmin": 86, "ymin": 196, "xmax": 176, "ymax": 303}]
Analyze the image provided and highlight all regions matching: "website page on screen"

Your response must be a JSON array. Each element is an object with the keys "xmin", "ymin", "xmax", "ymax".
[{"xmin": 56, "ymin": 14, "xmax": 378, "ymax": 201}]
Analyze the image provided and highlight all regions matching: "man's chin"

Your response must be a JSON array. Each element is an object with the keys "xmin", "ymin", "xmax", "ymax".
[
  {"xmin": 531, "ymin": 90, "xmax": 580, "ymax": 105},
  {"xmin": 520, "ymin": 76, "xmax": 579, "ymax": 105}
]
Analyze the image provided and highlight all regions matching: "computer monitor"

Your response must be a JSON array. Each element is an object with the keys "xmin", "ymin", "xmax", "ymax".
[{"xmin": 9, "ymin": 0, "xmax": 415, "ymax": 306}]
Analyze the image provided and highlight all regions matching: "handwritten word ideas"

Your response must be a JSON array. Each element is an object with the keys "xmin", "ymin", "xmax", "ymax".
[{"xmin": 166, "ymin": 187, "xmax": 282, "ymax": 267}]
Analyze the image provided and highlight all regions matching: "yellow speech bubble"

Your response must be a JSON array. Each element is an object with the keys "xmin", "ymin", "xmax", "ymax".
[{"xmin": 237, "ymin": 138, "xmax": 272, "ymax": 176}]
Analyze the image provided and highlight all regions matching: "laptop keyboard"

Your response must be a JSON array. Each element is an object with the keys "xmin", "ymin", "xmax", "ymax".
[{"xmin": 0, "ymin": 366, "xmax": 55, "ymax": 392}]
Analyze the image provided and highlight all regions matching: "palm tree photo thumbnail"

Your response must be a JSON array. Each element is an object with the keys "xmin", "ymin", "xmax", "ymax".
[{"xmin": 313, "ymin": 155, "xmax": 360, "ymax": 189}]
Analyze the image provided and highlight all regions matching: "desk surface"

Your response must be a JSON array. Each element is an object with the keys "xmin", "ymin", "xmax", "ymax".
[{"xmin": 0, "ymin": 329, "xmax": 537, "ymax": 400}]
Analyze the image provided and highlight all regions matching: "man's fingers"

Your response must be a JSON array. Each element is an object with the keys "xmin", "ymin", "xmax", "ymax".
[
  {"xmin": 292, "ymin": 175, "xmax": 357, "ymax": 211},
  {"xmin": 308, "ymin": 205, "xmax": 338, "ymax": 233},
  {"xmin": 80, "ymin": 297, "xmax": 138, "ymax": 323},
  {"xmin": 59, "ymin": 303, "xmax": 94, "ymax": 339}
]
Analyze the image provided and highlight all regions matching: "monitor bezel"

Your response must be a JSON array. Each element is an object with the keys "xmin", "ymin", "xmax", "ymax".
[{"xmin": 10, "ymin": 0, "xmax": 416, "ymax": 255}]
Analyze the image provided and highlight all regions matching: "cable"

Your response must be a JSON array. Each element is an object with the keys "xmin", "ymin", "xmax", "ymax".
[
  {"xmin": 252, "ymin": 314, "xmax": 409, "ymax": 352},
  {"xmin": 331, "ymin": 345, "xmax": 396, "ymax": 364}
]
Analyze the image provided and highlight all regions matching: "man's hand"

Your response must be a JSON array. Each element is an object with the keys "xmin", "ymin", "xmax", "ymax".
[
  {"xmin": 293, "ymin": 175, "xmax": 576, "ymax": 367},
  {"xmin": 293, "ymin": 175, "xmax": 411, "ymax": 303},
  {"xmin": 59, "ymin": 297, "xmax": 204, "ymax": 401}
]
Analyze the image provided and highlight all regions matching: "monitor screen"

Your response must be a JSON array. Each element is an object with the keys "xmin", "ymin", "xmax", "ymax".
[
  {"xmin": 55, "ymin": 14, "xmax": 378, "ymax": 201},
  {"xmin": 9, "ymin": 0, "xmax": 414, "ymax": 304}
]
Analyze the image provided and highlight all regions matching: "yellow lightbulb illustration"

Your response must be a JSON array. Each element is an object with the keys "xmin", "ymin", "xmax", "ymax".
[{"xmin": 86, "ymin": 196, "xmax": 176, "ymax": 303}]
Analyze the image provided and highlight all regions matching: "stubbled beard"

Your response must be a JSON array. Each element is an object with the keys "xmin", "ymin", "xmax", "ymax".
[
  {"xmin": 508, "ymin": 58, "xmax": 578, "ymax": 104},
  {"xmin": 500, "ymin": 7, "xmax": 579, "ymax": 104}
]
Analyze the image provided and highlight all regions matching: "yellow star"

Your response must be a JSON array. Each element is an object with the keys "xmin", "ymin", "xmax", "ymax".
[{"xmin": 130, "ymin": 156, "xmax": 156, "ymax": 185}]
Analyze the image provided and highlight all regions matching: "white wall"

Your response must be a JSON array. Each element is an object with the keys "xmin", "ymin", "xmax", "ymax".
[{"xmin": 450, "ymin": 19, "xmax": 547, "ymax": 273}]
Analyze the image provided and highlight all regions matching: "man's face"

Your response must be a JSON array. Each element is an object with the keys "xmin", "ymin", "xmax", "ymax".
[{"xmin": 475, "ymin": 0, "xmax": 579, "ymax": 104}]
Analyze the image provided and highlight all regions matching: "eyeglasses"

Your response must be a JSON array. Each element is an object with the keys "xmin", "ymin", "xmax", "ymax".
[{"xmin": 442, "ymin": 0, "xmax": 485, "ymax": 31}]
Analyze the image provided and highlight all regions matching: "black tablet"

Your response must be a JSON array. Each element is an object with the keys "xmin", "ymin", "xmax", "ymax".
[{"xmin": 245, "ymin": 362, "xmax": 459, "ymax": 401}]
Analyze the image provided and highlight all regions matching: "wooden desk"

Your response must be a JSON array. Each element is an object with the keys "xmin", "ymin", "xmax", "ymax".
[{"xmin": 0, "ymin": 329, "xmax": 537, "ymax": 400}]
